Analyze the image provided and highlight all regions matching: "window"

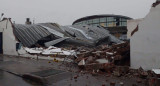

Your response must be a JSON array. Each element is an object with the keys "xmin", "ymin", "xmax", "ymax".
[
  {"xmin": 78, "ymin": 21, "xmax": 81, "ymax": 24},
  {"xmin": 93, "ymin": 18, "xmax": 99, "ymax": 23},
  {"xmin": 107, "ymin": 22, "xmax": 116, "ymax": 27},
  {"xmin": 82, "ymin": 21, "xmax": 87, "ymax": 24},
  {"xmin": 107, "ymin": 17, "xmax": 116, "ymax": 22},
  {"xmin": 120, "ymin": 22, "xmax": 127, "ymax": 26},
  {"xmin": 120, "ymin": 18, "xmax": 127, "ymax": 21},
  {"xmin": 88, "ymin": 19, "xmax": 93, "ymax": 24},
  {"xmin": 85, "ymin": 21, "xmax": 89, "ymax": 24},
  {"xmin": 122, "ymin": 18, "xmax": 127, "ymax": 21},
  {"xmin": 100, "ymin": 18, "xmax": 106, "ymax": 22}
]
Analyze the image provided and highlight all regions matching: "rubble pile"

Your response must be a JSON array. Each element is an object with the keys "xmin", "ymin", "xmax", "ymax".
[
  {"xmin": 148, "ymin": 69, "xmax": 160, "ymax": 86},
  {"xmin": 129, "ymin": 68, "xmax": 160, "ymax": 86},
  {"xmin": 75, "ymin": 42, "xmax": 130, "ymax": 73},
  {"xmin": 73, "ymin": 41, "xmax": 160, "ymax": 86}
]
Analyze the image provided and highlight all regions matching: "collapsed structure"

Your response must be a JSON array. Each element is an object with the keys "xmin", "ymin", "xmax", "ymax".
[
  {"xmin": 0, "ymin": 1, "xmax": 160, "ymax": 86},
  {"xmin": 0, "ymin": 0, "xmax": 159, "ymax": 71},
  {"xmin": 0, "ymin": 18, "xmax": 122, "ymax": 56}
]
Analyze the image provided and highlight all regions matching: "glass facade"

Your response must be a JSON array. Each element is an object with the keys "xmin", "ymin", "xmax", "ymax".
[{"xmin": 74, "ymin": 16, "xmax": 129, "ymax": 27}]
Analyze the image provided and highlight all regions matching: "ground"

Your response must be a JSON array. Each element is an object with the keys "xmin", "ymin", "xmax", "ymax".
[{"xmin": 0, "ymin": 55, "xmax": 146, "ymax": 86}]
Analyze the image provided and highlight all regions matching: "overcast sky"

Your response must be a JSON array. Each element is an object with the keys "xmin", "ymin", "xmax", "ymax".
[{"xmin": 0, "ymin": 0, "xmax": 156, "ymax": 25}]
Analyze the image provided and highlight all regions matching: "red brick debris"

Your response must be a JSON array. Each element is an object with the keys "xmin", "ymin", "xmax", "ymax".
[{"xmin": 74, "ymin": 42, "xmax": 160, "ymax": 86}]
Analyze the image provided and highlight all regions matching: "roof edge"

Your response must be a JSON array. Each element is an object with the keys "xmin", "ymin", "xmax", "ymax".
[{"xmin": 73, "ymin": 14, "xmax": 132, "ymax": 25}]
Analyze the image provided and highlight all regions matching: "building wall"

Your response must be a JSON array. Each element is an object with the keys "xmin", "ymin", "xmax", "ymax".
[
  {"xmin": 127, "ymin": 19, "xmax": 143, "ymax": 39},
  {"xmin": 130, "ymin": 4, "xmax": 160, "ymax": 70},
  {"xmin": 0, "ymin": 19, "xmax": 18, "ymax": 55}
]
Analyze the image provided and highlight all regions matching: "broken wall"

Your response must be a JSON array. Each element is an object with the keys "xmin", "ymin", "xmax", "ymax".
[
  {"xmin": 127, "ymin": 19, "xmax": 143, "ymax": 39},
  {"xmin": 130, "ymin": 4, "xmax": 160, "ymax": 70},
  {"xmin": 0, "ymin": 19, "xmax": 18, "ymax": 55}
]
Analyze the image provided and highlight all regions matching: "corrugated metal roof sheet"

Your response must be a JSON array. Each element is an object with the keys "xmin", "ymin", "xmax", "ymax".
[
  {"xmin": 13, "ymin": 24, "xmax": 51, "ymax": 47},
  {"xmin": 61, "ymin": 25, "xmax": 122, "ymax": 43},
  {"xmin": 44, "ymin": 37, "xmax": 69, "ymax": 47},
  {"xmin": 40, "ymin": 23, "xmax": 65, "ymax": 34},
  {"xmin": 13, "ymin": 23, "xmax": 122, "ymax": 47}
]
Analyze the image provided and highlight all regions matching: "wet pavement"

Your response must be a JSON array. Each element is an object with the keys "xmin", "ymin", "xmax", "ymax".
[
  {"xmin": 0, "ymin": 55, "xmax": 76, "ymax": 86},
  {"xmin": 0, "ymin": 56, "xmax": 33, "ymax": 86},
  {"xmin": 0, "ymin": 55, "xmax": 146, "ymax": 86},
  {"xmin": 0, "ymin": 70, "xmax": 32, "ymax": 86}
]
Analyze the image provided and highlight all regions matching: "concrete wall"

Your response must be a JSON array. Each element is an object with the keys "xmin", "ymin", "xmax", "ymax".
[
  {"xmin": 0, "ymin": 19, "xmax": 18, "ymax": 55},
  {"xmin": 130, "ymin": 4, "xmax": 160, "ymax": 70},
  {"xmin": 127, "ymin": 19, "xmax": 143, "ymax": 39}
]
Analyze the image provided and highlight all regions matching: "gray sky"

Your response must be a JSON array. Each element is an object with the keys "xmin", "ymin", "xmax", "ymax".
[{"xmin": 0, "ymin": 0, "xmax": 156, "ymax": 25}]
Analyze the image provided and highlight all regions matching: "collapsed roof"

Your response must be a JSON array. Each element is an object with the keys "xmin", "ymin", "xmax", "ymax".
[
  {"xmin": 61, "ymin": 25, "xmax": 122, "ymax": 45},
  {"xmin": 14, "ymin": 24, "xmax": 51, "ymax": 47},
  {"xmin": 13, "ymin": 23, "xmax": 122, "ymax": 47}
]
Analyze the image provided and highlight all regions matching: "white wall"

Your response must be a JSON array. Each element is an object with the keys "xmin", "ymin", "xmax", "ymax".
[
  {"xmin": 127, "ymin": 19, "xmax": 143, "ymax": 39},
  {"xmin": 130, "ymin": 4, "xmax": 160, "ymax": 70},
  {"xmin": 0, "ymin": 19, "xmax": 18, "ymax": 55}
]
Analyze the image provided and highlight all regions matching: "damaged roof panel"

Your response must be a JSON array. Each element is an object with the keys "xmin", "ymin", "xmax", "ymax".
[
  {"xmin": 62, "ymin": 25, "xmax": 122, "ymax": 43},
  {"xmin": 44, "ymin": 37, "xmax": 69, "ymax": 47},
  {"xmin": 13, "ymin": 23, "xmax": 122, "ymax": 47},
  {"xmin": 14, "ymin": 24, "xmax": 51, "ymax": 47},
  {"xmin": 40, "ymin": 23, "xmax": 65, "ymax": 34},
  {"xmin": 40, "ymin": 25, "xmax": 64, "ymax": 38}
]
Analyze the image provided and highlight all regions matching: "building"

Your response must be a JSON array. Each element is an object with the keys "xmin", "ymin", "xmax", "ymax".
[
  {"xmin": 72, "ymin": 14, "xmax": 132, "ymax": 40},
  {"xmin": 0, "ymin": 18, "xmax": 19, "ymax": 55},
  {"xmin": 130, "ymin": 1, "xmax": 160, "ymax": 70}
]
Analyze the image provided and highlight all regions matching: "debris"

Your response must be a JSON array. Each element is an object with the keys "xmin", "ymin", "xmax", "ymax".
[
  {"xmin": 25, "ymin": 47, "xmax": 43, "ymax": 54},
  {"xmin": 132, "ymin": 84, "xmax": 137, "ymax": 86},
  {"xmin": 152, "ymin": 69, "xmax": 160, "ymax": 76},
  {"xmin": 110, "ymin": 82, "xmax": 115, "ymax": 86},
  {"xmin": 101, "ymin": 84, "xmax": 105, "ymax": 86},
  {"xmin": 74, "ymin": 75, "xmax": 78, "ymax": 79},
  {"xmin": 113, "ymin": 66, "xmax": 129, "ymax": 77},
  {"xmin": 44, "ymin": 37, "xmax": 69, "ymax": 47},
  {"xmin": 85, "ymin": 56, "xmax": 96, "ymax": 64},
  {"xmin": 136, "ymin": 78, "xmax": 142, "ymax": 83},
  {"xmin": 96, "ymin": 59, "xmax": 108, "ymax": 64},
  {"xmin": 106, "ymin": 52, "xmax": 113, "ymax": 55},
  {"xmin": 138, "ymin": 67, "xmax": 148, "ymax": 78},
  {"xmin": 25, "ymin": 46, "xmax": 76, "ymax": 56},
  {"xmin": 148, "ymin": 77, "xmax": 160, "ymax": 86},
  {"xmin": 119, "ymin": 82, "xmax": 124, "ymax": 86},
  {"xmin": 76, "ymin": 42, "xmax": 130, "ymax": 74},
  {"xmin": 78, "ymin": 59, "xmax": 85, "ymax": 66},
  {"xmin": 53, "ymin": 58, "xmax": 59, "ymax": 62}
]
